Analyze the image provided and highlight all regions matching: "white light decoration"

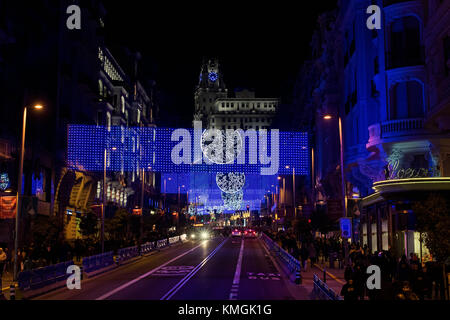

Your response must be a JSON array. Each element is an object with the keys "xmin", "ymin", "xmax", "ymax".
[
  {"xmin": 222, "ymin": 191, "xmax": 243, "ymax": 211},
  {"xmin": 201, "ymin": 129, "xmax": 243, "ymax": 164},
  {"xmin": 216, "ymin": 172, "xmax": 245, "ymax": 194}
]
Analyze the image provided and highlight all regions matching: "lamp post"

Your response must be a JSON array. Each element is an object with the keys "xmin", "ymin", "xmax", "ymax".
[
  {"xmin": 101, "ymin": 148, "xmax": 106, "ymax": 254},
  {"xmin": 101, "ymin": 146, "xmax": 117, "ymax": 254},
  {"xmin": 323, "ymin": 115, "xmax": 347, "ymax": 219},
  {"xmin": 140, "ymin": 167, "xmax": 145, "ymax": 242},
  {"xmin": 14, "ymin": 104, "xmax": 43, "ymax": 281}
]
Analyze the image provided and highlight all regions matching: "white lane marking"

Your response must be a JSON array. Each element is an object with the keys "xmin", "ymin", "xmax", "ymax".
[
  {"xmin": 229, "ymin": 239, "xmax": 244, "ymax": 300},
  {"xmin": 160, "ymin": 238, "xmax": 228, "ymax": 300},
  {"xmin": 152, "ymin": 266, "xmax": 195, "ymax": 276},
  {"xmin": 95, "ymin": 241, "xmax": 207, "ymax": 300}
]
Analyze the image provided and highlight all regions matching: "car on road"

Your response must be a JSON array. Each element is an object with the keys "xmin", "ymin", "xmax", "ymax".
[
  {"xmin": 244, "ymin": 229, "xmax": 257, "ymax": 238},
  {"xmin": 189, "ymin": 228, "xmax": 212, "ymax": 240},
  {"xmin": 231, "ymin": 229, "xmax": 242, "ymax": 237}
]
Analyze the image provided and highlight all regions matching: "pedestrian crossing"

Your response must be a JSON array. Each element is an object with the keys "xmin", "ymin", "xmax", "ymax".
[{"xmin": 151, "ymin": 266, "xmax": 195, "ymax": 277}]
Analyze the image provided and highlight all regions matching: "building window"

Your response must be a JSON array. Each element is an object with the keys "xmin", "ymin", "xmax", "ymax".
[
  {"xmin": 388, "ymin": 16, "xmax": 423, "ymax": 69},
  {"xmin": 371, "ymin": 222, "xmax": 378, "ymax": 252},
  {"xmin": 444, "ymin": 36, "xmax": 450, "ymax": 76},
  {"xmin": 382, "ymin": 220, "xmax": 389, "ymax": 251},
  {"xmin": 362, "ymin": 223, "xmax": 368, "ymax": 246},
  {"xmin": 390, "ymin": 81, "xmax": 424, "ymax": 119},
  {"xmin": 374, "ymin": 57, "xmax": 379, "ymax": 75}
]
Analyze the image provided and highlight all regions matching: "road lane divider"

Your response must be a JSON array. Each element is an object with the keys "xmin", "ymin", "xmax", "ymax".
[
  {"xmin": 229, "ymin": 239, "xmax": 244, "ymax": 300},
  {"xmin": 160, "ymin": 238, "xmax": 228, "ymax": 300},
  {"xmin": 95, "ymin": 241, "xmax": 209, "ymax": 300}
]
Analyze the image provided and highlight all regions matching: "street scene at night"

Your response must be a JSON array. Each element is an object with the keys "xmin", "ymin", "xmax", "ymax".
[{"xmin": 0, "ymin": 0, "xmax": 449, "ymax": 314}]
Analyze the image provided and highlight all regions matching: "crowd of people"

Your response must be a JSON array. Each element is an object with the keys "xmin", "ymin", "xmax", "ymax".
[
  {"xmin": 265, "ymin": 230, "xmax": 447, "ymax": 300},
  {"xmin": 340, "ymin": 244, "xmax": 447, "ymax": 300}
]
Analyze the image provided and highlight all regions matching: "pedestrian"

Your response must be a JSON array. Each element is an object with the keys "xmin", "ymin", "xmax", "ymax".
[
  {"xmin": 341, "ymin": 279, "xmax": 359, "ymax": 301},
  {"xmin": 308, "ymin": 242, "xmax": 317, "ymax": 267},
  {"xmin": 344, "ymin": 263, "xmax": 355, "ymax": 282},
  {"xmin": 397, "ymin": 255, "xmax": 410, "ymax": 283},
  {"xmin": 299, "ymin": 243, "xmax": 309, "ymax": 271}
]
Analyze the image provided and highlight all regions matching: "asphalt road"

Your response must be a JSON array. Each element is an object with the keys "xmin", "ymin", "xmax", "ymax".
[{"xmin": 35, "ymin": 236, "xmax": 298, "ymax": 300}]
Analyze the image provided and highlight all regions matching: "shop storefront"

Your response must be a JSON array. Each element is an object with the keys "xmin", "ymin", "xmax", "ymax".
[{"xmin": 360, "ymin": 178, "xmax": 450, "ymax": 260}]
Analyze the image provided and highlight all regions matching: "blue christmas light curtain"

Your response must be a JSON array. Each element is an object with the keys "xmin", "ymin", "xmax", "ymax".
[{"xmin": 67, "ymin": 125, "xmax": 309, "ymax": 176}]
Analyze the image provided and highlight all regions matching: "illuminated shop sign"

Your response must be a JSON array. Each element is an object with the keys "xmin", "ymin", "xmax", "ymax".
[
  {"xmin": 385, "ymin": 160, "xmax": 439, "ymax": 180},
  {"xmin": 0, "ymin": 173, "xmax": 10, "ymax": 191}
]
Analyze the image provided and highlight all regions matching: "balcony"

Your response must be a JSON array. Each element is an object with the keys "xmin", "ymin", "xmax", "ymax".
[
  {"xmin": 367, "ymin": 118, "xmax": 426, "ymax": 148},
  {"xmin": 381, "ymin": 118, "xmax": 424, "ymax": 138}
]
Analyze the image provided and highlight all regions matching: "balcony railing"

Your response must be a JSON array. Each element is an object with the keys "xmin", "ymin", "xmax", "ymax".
[
  {"xmin": 381, "ymin": 118, "xmax": 424, "ymax": 138},
  {"xmin": 367, "ymin": 118, "xmax": 425, "ymax": 147}
]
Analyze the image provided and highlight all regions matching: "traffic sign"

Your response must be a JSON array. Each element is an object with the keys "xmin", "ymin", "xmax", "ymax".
[{"xmin": 340, "ymin": 218, "xmax": 352, "ymax": 239}]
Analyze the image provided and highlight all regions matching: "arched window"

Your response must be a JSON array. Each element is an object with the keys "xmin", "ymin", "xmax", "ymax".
[
  {"xmin": 389, "ymin": 16, "xmax": 422, "ymax": 68},
  {"xmin": 390, "ymin": 81, "xmax": 424, "ymax": 120}
]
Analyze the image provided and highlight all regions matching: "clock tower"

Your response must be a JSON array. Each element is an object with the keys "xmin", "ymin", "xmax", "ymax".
[{"xmin": 194, "ymin": 58, "xmax": 228, "ymax": 127}]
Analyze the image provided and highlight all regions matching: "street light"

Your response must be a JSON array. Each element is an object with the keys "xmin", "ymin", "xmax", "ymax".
[
  {"xmin": 14, "ymin": 104, "xmax": 43, "ymax": 281},
  {"xmin": 101, "ymin": 146, "xmax": 117, "ymax": 254},
  {"xmin": 323, "ymin": 114, "xmax": 347, "ymax": 220}
]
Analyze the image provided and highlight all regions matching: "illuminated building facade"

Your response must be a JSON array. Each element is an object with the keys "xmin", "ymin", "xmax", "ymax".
[
  {"xmin": 305, "ymin": 0, "xmax": 450, "ymax": 258},
  {"xmin": 194, "ymin": 58, "xmax": 279, "ymax": 131},
  {"xmin": 0, "ymin": 1, "xmax": 160, "ymax": 243}
]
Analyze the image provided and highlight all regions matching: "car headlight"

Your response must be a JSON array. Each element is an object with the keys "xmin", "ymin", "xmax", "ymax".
[
  {"xmin": 200, "ymin": 232, "xmax": 209, "ymax": 239},
  {"xmin": 191, "ymin": 234, "xmax": 196, "ymax": 239}
]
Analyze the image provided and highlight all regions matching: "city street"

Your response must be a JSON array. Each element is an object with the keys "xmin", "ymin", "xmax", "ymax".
[
  {"xmin": 0, "ymin": 0, "xmax": 448, "ymax": 308},
  {"xmin": 35, "ymin": 237, "xmax": 305, "ymax": 300}
]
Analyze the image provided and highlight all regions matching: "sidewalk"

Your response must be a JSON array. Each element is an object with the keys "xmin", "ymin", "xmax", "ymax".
[
  {"xmin": 299, "ymin": 260, "xmax": 345, "ymax": 299},
  {"xmin": 1, "ymin": 270, "xmax": 16, "ymax": 299}
]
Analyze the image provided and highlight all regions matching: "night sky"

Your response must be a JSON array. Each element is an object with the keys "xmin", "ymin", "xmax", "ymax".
[{"xmin": 102, "ymin": 1, "xmax": 338, "ymax": 127}]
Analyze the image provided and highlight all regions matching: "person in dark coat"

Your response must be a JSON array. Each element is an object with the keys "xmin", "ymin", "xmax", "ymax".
[
  {"xmin": 300, "ymin": 244, "xmax": 309, "ymax": 271},
  {"xmin": 341, "ymin": 279, "xmax": 359, "ymax": 300},
  {"xmin": 397, "ymin": 255, "xmax": 410, "ymax": 282},
  {"xmin": 344, "ymin": 263, "xmax": 355, "ymax": 282}
]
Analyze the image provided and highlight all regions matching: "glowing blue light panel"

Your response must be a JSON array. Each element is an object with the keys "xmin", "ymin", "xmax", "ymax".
[{"xmin": 67, "ymin": 125, "xmax": 309, "ymax": 176}]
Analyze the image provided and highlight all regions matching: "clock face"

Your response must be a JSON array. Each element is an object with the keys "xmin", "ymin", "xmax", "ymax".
[{"xmin": 208, "ymin": 72, "xmax": 218, "ymax": 82}]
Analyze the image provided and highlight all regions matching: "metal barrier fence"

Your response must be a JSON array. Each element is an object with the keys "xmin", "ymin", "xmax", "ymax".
[
  {"xmin": 117, "ymin": 246, "xmax": 139, "ymax": 263},
  {"xmin": 313, "ymin": 274, "xmax": 343, "ymax": 300},
  {"xmin": 169, "ymin": 236, "xmax": 180, "ymax": 244},
  {"xmin": 18, "ymin": 260, "xmax": 74, "ymax": 291},
  {"xmin": 140, "ymin": 242, "xmax": 156, "ymax": 254},
  {"xmin": 261, "ymin": 233, "xmax": 302, "ymax": 284},
  {"xmin": 82, "ymin": 251, "xmax": 114, "ymax": 273},
  {"xmin": 17, "ymin": 234, "xmax": 188, "ymax": 293},
  {"xmin": 157, "ymin": 239, "xmax": 168, "ymax": 248}
]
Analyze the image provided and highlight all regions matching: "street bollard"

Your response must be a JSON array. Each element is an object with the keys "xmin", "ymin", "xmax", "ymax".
[
  {"xmin": 323, "ymin": 267, "xmax": 327, "ymax": 283},
  {"xmin": 9, "ymin": 284, "xmax": 15, "ymax": 300}
]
